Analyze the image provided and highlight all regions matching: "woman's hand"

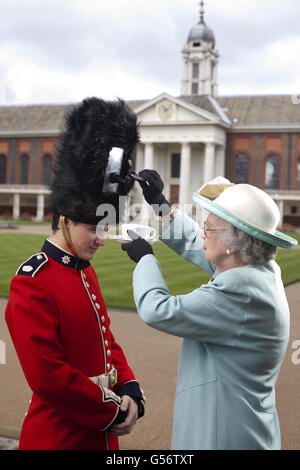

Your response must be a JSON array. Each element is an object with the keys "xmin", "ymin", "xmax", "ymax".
[
  {"xmin": 138, "ymin": 169, "xmax": 171, "ymax": 216},
  {"xmin": 121, "ymin": 233, "xmax": 154, "ymax": 263}
]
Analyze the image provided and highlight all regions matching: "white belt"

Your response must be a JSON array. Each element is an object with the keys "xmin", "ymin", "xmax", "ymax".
[{"xmin": 89, "ymin": 367, "xmax": 117, "ymax": 388}]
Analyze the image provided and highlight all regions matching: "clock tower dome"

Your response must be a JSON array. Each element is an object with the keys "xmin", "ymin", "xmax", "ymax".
[{"xmin": 181, "ymin": 2, "xmax": 219, "ymax": 96}]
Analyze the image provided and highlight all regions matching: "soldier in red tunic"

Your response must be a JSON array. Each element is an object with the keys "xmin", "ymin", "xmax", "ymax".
[{"xmin": 5, "ymin": 98, "xmax": 145, "ymax": 450}]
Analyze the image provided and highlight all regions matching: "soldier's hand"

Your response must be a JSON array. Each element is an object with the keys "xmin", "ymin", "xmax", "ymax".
[{"xmin": 110, "ymin": 396, "xmax": 138, "ymax": 436}]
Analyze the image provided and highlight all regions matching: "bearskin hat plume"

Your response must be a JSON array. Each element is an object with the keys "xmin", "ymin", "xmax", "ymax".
[{"xmin": 51, "ymin": 97, "xmax": 139, "ymax": 225}]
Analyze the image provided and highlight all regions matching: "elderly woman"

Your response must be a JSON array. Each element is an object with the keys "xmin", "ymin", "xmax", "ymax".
[{"xmin": 122, "ymin": 171, "xmax": 297, "ymax": 450}]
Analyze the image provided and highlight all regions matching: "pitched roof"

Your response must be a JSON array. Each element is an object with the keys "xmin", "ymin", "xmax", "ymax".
[
  {"xmin": 215, "ymin": 95, "xmax": 300, "ymax": 125},
  {"xmin": 0, "ymin": 100, "xmax": 148, "ymax": 135},
  {"xmin": 178, "ymin": 94, "xmax": 220, "ymax": 117},
  {"xmin": 0, "ymin": 95, "xmax": 299, "ymax": 135},
  {"xmin": 0, "ymin": 104, "xmax": 72, "ymax": 134}
]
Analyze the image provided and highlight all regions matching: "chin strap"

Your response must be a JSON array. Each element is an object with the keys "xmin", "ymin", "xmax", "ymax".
[{"xmin": 59, "ymin": 215, "xmax": 78, "ymax": 257}]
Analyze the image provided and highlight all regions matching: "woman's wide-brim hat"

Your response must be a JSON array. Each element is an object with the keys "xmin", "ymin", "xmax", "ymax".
[{"xmin": 192, "ymin": 177, "xmax": 298, "ymax": 249}]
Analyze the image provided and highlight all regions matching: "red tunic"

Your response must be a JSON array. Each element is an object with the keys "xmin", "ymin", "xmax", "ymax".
[{"xmin": 5, "ymin": 240, "xmax": 144, "ymax": 450}]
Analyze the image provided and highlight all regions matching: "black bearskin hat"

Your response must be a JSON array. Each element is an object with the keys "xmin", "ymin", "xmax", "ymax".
[{"xmin": 51, "ymin": 97, "xmax": 139, "ymax": 225}]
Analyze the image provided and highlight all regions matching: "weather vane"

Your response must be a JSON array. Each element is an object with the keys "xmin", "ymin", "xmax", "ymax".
[{"xmin": 199, "ymin": 1, "xmax": 205, "ymax": 22}]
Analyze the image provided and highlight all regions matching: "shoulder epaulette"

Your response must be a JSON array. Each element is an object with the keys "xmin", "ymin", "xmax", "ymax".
[{"xmin": 16, "ymin": 252, "xmax": 48, "ymax": 277}]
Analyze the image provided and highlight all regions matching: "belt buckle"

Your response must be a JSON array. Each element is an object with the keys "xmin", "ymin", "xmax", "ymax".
[
  {"xmin": 108, "ymin": 367, "xmax": 117, "ymax": 387},
  {"xmin": 99, "ymin": 367, "xmax": 117, "ymax": 388},
  {"xmin": 99, "ymin": 374, "xmax": 109, "ymax": 388}
]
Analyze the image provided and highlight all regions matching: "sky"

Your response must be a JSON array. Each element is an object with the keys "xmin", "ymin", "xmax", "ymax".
[{"xmin": 0, "ymin": 0, "xmax": 299, "ymax": 105}]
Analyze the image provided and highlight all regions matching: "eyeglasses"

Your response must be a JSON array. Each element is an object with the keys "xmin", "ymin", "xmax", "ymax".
[{"xmin": 202, "ymin": 221, "xmax": 227, "ymax": 238}]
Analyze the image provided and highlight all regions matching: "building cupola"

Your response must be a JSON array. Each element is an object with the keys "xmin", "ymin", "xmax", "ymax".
[{"xmin": 181, "ymin": 2, "xmax": 219, "ymax": 96}]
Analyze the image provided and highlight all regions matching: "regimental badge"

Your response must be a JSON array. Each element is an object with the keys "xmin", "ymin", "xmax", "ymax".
[{"xmin": 61, "ymin": 255, "xmax": 71, "ymax": 265}]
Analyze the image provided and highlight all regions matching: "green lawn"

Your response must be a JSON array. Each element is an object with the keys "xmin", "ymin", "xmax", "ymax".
[{"xmin": 0, "ymin": 233, "xmax": 299, "ymax": 310}]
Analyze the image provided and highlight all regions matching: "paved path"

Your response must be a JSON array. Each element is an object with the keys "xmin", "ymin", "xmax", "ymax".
[
  {"xmin": 0, "ymin": 224, "xmax": 299, "ymax": 450},
  {"xmin": 0, "ymin": 437, "xmax": 19, "ymax": 450},
  {"xmin": 0, "ymin": 224, "xmax": 52, "ymax": 236}
]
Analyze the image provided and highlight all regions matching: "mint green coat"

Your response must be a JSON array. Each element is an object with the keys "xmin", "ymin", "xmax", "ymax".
[{"xmin": 132, "ymin": 210, "xmax": 290, "ymax": 450}]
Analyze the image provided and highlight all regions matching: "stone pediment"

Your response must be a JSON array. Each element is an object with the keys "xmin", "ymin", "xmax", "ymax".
[{"xmin": 134, "ymin": 93, "xmax": 220, "ymax": 125}]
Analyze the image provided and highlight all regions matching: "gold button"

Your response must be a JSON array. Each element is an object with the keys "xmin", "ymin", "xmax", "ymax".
[
  {"xmin": 101, "ymin": 315, "xmax": 105, "ymax": 323},
  {"xmin": 102, "ymin": 326, "xmax": 106, "ymax": 333},
  {"xmin": 105, "ymin": 340, "xmax": 108, "ymax": 347},
  {"xmin": 107, "ymin": 363, "xmax": 110, "ymax": 370},
  {"xmin": 107, "ymin": 350, "xmax": 111, "ymax": 357},
  {"xmin": 85, "ymin": 282, "xmax": 90, "ymax": 289},
  {"xmin": 91, "ymin": 294, "xmax": 96, "ymax": 301},
  {"xmin": 95, "ymin": 303, "xmax": 100, "ymax": 310}
]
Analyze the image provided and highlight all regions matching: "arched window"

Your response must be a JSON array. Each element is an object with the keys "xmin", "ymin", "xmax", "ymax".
[
  {"xmin": 0, "ymin": 154, "xmax": 7, "ymax": 183},
  {"xmin": 265, "ymin": 154, "xmax": 280, "ymax": 190},
  {"xmin": 42, "ymin": 154, "xmax": 53, "ymax": 186},
  {"xmin": 234, "ymin": 153, "xmax": 249, "ymax": 184},
  {"xmin": 19, "ymin": 154, "xmax": 29, "ymax": 184}
]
